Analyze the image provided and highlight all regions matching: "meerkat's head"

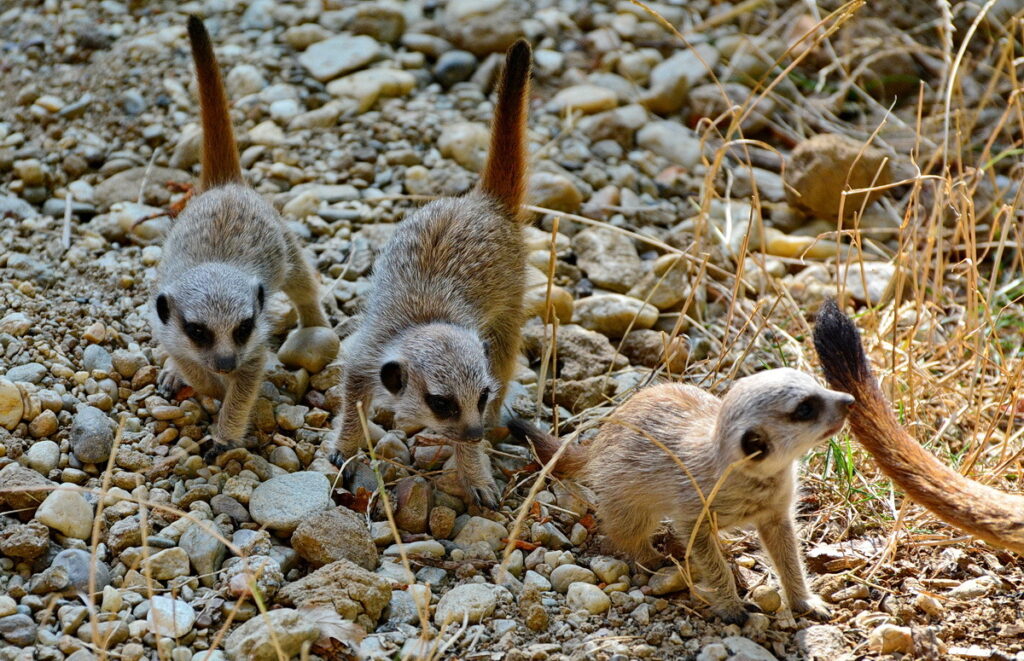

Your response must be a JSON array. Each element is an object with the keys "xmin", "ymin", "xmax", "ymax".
[
  {"xmin": 377, "ymin": 324, "xmax": 498, "ymax": 442},
  {"xmin": 153, "ymin": 263, "xmax": 267, "ymax": 375},
  {"xmin": 715, "ymin": 368, "xmax": 854, "ymax": 475}
]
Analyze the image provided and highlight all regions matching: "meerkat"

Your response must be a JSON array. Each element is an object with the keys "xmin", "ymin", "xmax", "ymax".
[
  {"xmin": 813, "ymin": 299, "xmax": 1024, "ymax": 554},
  {"xmin": 324, "ymin": 40, "xmax": 533, "ymax": 509},
  {"xmin": 508, "ymin": 368, "xmax": 854, "ymax": 624},
  {"xmin": 151, "ymin": 17, "xmax": 338, "ymax": 462}
]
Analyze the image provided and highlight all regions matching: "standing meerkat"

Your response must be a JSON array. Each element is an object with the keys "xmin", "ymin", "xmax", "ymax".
[
  {"xmin": 509, "ymin": 369, "xmax": 854, "ymax": 624},
  {"xmin": 325, "ymin": 40, "xmax": 533, "ymax": 509},
  {"xmin": 151, "ymin": 17, "xmax": 339, "ymax": 462},
  {"xmin": 814, "ymin": 299, "xmax": 1024, "ymax": 554}
]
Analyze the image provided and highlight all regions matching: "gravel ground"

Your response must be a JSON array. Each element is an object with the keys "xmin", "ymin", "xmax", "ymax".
[{"xmin": 1, "ymin": 1, "xmax": 1023, "ymax": 660}]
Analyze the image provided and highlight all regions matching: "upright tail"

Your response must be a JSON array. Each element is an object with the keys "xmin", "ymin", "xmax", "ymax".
[
  {"xmin": 507, "ymin": 418, "xmax": 588, "ymax": 478},
  {"xmin": 187, "ymin": 16, "xmax": 242, "ymax": 190},
  {"xmin": 813, "ymin": 299, "xmax": 1024, "ymax": 554},
  {"xmin": 479, "ymin": 39, "xmax": 532, "ymax": 218}
]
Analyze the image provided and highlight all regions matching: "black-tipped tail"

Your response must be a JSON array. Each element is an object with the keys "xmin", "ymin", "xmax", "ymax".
[
  {"xmin": 507, "ymin": 417, "xmax": 585, "ymax": 477},
  {"xmin": 812, "ymin": 298, "xmax": 873, "ymax": 393}
]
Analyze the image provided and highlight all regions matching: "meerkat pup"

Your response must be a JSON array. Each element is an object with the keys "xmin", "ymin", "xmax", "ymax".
[
  {"xmin": 151, "ymin": 17, "xmax": 338, "ymax": 462},
  {"xmin": 814, "ymin": 299, "xmax": 1024, "ymax": 554},
  {"xmin": 509, "ymin": 368, "xmax": 854, "ymax": 624},
  {"xmin": 325, "ymin": 40, "xmax": 533, "ymax": 509}
]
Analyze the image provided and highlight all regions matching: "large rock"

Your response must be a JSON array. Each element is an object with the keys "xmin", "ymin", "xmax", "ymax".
[
  {"xmin": 180, "ymin": 523, "xmax": 227, "ymax": 588},
  {"xmin": 0, "ymin": 378, "xmax": 23, "ymax": 430},
  {"xmin": 70, "ymin": 406, "xmax": 115, "ymax": 464},
  {"xmin": 299, "ymin": 35, "xmax": 381, "ymax": 82},
  {"xmin": 434, "ymin": 584, "xmax": 499, "ymax": 625},
  {"xmin": 223, "ymin": 608, "xmax": 319, "ymax": 661},
  {"xmin": 520, "ymin": 321, "xmax": 629, "ymax": 381},
  {"xmin": 453, "ymin": 516, "xmax": 507, "ymax": 552},
  {"xmin": 147, "ymin": 596, "xmax": 195, "ymax": 638},
  {"xmin": 0, "ymin": 520, "xmax": 49, "ymax": 559},
  {"xmin": 785, "ymin": 133, "xmax": 892, "ymax": 220},
  {"xmin": 637, "ymin": 121, "xmax": 702, "ymax": 169},
  {"xmin": 277, "ymin": 559, "xmax": 392, "ymax": 630},
  {"xmin": 527, "ymin": 173, "xmax": 583, "ymax": 213},
  {"xmin": 249, "ymin": 471, "xmax": 331, "ymax": 533},
  {"xmin": 572, "ymin": 294, "xmax": 659, "ymax": 338},
  {"xmin": 92, "ymin": 166, "xmax": 190, "ymax": 210},
  {"xmin": 572, "ymin": 228, "xmax": 644, "ymax": 293},
  {"xmin": 0, "ymin": 462, "xmax": 55, "ymax": 512},
  {"xmin": 291, "ymin": 507, "xmax": 379, "ymax": 570},
  {"xmin": 35, "ymin": 485, "xmax": 93, "ymax": 539},
  {"xmin": 393, "ymin": 476, "xmax": 433, "ymax": 535}
]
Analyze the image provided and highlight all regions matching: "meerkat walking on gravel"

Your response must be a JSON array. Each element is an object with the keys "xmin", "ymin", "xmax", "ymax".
[
  {"xmin": 151, "ymin": 17, "xmax": 338, "ymax": 462},
  {"xmin": 509, "ymin": 369, "xmax": 853, "ymax": 624},
  {"xmin": 325, "ymin": 40, "xmax": 533, "ymax": 509},
  {"xmin": 814, "ymin": 299, "xmax": 1024, "ymax": 554}
]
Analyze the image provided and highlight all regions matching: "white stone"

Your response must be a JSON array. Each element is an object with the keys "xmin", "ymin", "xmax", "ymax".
[
  {"xmin": 637, "ymin": 121, "xmax": 702, "ymax": 168},
  {"xmin": 549, "ymin": 564, "xmax": 596, "ymax": 593},
  {"xmin": 147, "ymin": 596, "xmax": 196, "ymax": 638},
  {"xmin": 26, "ymin": 440, "xmax": 59, "ymax": 474},
  {"xmin": 566, "ymin": 582, "xmax": 611, "ymax": 614},
  {"xmin": 573, "ymin": 294, "xmax": 659, "ymax": 337},
  {"xmin": 434, "ymin": 584, "xmax": 498, "ymax": 625},
  {"xmin": 35, "ymin": 485, "xmax": 93, "ymax": 539},
  {"xmin": 299, "ymin": 35, "xmax": 382, "ymax": 82},
  {"xmin": 453, "ymin": 516, "xmax": 507, "ymax": 552}
]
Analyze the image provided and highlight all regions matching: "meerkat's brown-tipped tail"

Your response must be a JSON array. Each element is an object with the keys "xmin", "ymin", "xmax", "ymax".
[
  {"xmin": 813, "ymin": 299, "xmax": 1024, "ymax": 554},
  {"xmin": 478, "ymin": 39, "xmax": 532, "ymax": 218},
  {"xmin": 507, "ymin": 417, "xmax": 587, "ymax": 477},
  {"xmin": 187, "ymin": 16, "xmax": 242, "ymax": 190}
]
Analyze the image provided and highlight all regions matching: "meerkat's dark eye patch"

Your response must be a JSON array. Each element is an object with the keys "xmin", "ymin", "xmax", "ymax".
[
  {"xmin": 233, "ymin": 318, "xmax": 255, "ymax": 345},
  {"xmin": 425, "ymin": 394, "xmax": 459, "ymax": 420},
  {"xmin": 790, "ymin": 396, "xmax": 821, "ymax": 422},
  {"xmin": 741, "ymin": 429, "xmax": 769, "ymax": 460},
  {"xmin": 477, "ymin": 388, "xmax": 490, "ymax": 413},
  {"xmin": 183, "ymin": 321, "xmax": 214, "ymax": 348}
]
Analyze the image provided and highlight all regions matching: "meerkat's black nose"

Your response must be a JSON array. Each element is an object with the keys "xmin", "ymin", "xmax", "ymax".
[
  {"xmin": 460, "ymin": 425, "xmax": 484, "ymax": 441},
  {"xmin": 214, "ymin": 355, "xmax": 237, "ymax": 373}
]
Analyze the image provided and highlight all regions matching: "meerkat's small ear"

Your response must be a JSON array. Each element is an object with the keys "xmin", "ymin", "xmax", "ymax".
[
  {"xmin": 156, "ymin": 294, "xmax": 172, "ymax": 324},
  {"xmin": 741, "ymin": 429, "xmax": 769, "ymax": 460},
  {"xmin": 380, "ymin": 361, "xmax": 404, "ymax": 395},
  {"xmin": 481, "ymin": 339, "xmax": 491, "ymax": 359}
]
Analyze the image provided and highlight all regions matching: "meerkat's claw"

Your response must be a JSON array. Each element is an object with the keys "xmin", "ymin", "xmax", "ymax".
[
  {"xmin": 157, "ymin": 367, "xmax": 186, "ymax": 400},
  {"xmin": 462, "ymin": 476, "xmax": 500, "ymax": 510},
  {"xmin": 791, "ymin": 596, "xmax": 832, "ymax": 621}
]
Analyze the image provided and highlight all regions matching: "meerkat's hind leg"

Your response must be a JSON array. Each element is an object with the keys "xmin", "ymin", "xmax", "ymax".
[
  {"xmin": 756, "ymin": 514, "xmax": 831, "ymax": 621},
  {"xmin": 683, "ymin": 523, "xmax": 749, "ymax": 625},
  {"xmin": 595, "ymin": 498, "xmax": 664, "ymax": 568}
]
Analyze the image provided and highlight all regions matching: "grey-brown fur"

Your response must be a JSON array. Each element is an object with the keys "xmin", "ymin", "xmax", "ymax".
[
  {"xmin": 511, "ymin": 368, "xmax": 853, "ymax": 624},
  {"xmin": 327, "ymin": 195, "xmax": 526, "ymax": 507},
  {"xmin": 152, "ymin": 18, "xmax": 336, "ymax": 462},
  {"xmin": 325, "ymin": 40, "xmax": 532, "ymax": 509}
]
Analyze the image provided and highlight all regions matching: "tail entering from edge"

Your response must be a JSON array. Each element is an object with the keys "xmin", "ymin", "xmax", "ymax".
[
  {"xmin": 813, "ymin": 298, "xmax": 1024, "ymax": 554},
  {"xmin": 506, "ymin": 417, "xmax": 587, "ymax": 478}
]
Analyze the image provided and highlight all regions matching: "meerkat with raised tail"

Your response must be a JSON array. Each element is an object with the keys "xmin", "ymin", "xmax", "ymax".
[
  {"xmin": 813, "ymin": 299, "xmax": 1024, "ymax": 554},
  {"xmin": 151, "ymin": 16, "xmax": 338, "ymax": 462},
  {"xmin": 509, "ymin": 368, "xmax": 853, "ymax": 624},
  {"xmin": 325, "ymin": 40, "xmax": 533, "ymax": 509}
]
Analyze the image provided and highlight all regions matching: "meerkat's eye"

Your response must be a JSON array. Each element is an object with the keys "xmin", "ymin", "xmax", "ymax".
[
  {"xmin": 791, "ymin": 396, "xmax": 821, "ymax": 422},
  {"xmin": 425, "ymin": 394, "xmax": 459, "ymax": 420},
  {"xmin": 183, "ymin": 322, "xmax": 213, "ymax": 348},
  {"xmin": 233, "ymin": 317, "xmax": 255, "ymax": 345},
  {"xmin": 477, "ymin": 388, "xmax": 490, "ymax": 413}
]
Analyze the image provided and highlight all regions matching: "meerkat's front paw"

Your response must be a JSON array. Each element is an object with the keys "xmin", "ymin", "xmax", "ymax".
[
  {"xmin": 203, "ymin": 441, "xmax": 235, "ymax": 464},
  {"xmin": 712, "ymin": 600, "xmax": 751, "ymax": 626},
  {"xmin": 157, "ymin": 366, "xmax": 187, "ymax": 400},
  {"xmin": 278, "ymin": 326, "xmax": 340, "ymax": 373},
  {"xmin": 328, "ymin": 450, "xmax": 359, "ymax": 484},
  {"xmin": 790, "ymin": 595, "xmax": 832, "ymax": 621},
  {"xmin": 462, "ymin": 474, "xmax": 500, "ymax": 510}
]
